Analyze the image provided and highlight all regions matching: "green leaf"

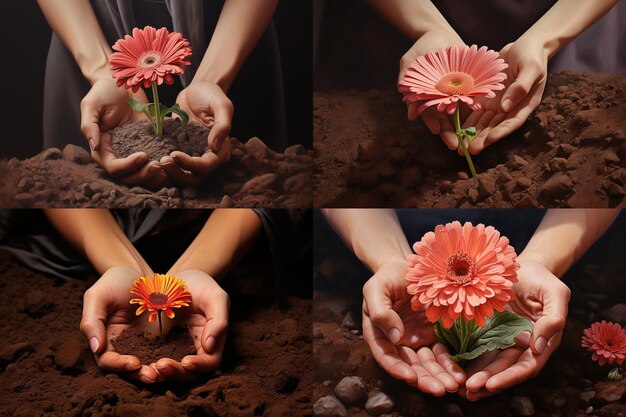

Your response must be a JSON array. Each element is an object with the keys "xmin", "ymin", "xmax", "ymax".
[
  {"xmin": 451, "ymin": 310, "xmax": 533, "ymax": 361},
  {"xmin": 435, "ymin": 320, "xmax": 462, "ymax": 354},
  {"xmin": 127, "ymin": 98, "xmax": 148, "ymax": 112},
  {"xmin": 161, "ymin": 103, "xmax": 189, "ymax": 129},
  {"xmin": 461, "ymin": 127, "xmax": 477, "ymax": 138}
]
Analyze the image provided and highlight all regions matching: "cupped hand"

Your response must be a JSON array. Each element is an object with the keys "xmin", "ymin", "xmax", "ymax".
[
  {"xmin": 80, "ymin": 78, "xmax": 167, "ymax": 188},
  {"xmin": 151, "ymin": 269, "xmax": 229, "ymax": 382},
  {"xmin": 80, "ymin": 266, "xmax": 160, "ymax": 384},
  {"xmin": 160, "ymin": 81, "xmax": 232, "ymax": 186},
  {"xmin": 465, "ymin": 37, "xmax": 549, "ymax": 154},
  {"xmin": 398, "ymin": 31, "xmax": 466, "ymax": 150},
  {"xmin": 459, "ymin": 260, "xmax": 570, "ymax": 400},
  {"xmin": 362, "ymin": 259, "xmax": 466, "ymax": 396}
]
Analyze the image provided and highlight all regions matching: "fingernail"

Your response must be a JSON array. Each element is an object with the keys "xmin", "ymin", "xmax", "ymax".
[
  {"xmin": 141, "ymin": 375, "xmax": 155, "ymax": 384},
  {"xmin": 89, "ymin": 337, "xmax": 99, "ymax": 353},
  {"xmin": 182, "ymin": 361, "xmax": 195, "ymax": 369},
  {"xmin": 502, "ymin": 98, "xmax": 512, "ymax": 111},
  {"xmin": 205, "ymin": 336, "xmax": 216, "ymax": 353},
  {"xmin": 89, "ymin": 138, "xmax": 95, "ymax": 151},
  {"xmin": 388, "ymin": 328, "xmax": 401, "ymax": 344},
  {"xmin": 535, "ymin": 336, "xmax": 547, "ymax": 354}
]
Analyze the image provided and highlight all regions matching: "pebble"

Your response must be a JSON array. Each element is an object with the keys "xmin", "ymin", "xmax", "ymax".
[
  {"xmin": 284, "ymin": 144, "xmax": 308, "ymax": 157},
  {"xmin": 601, "ymin": 303, "xmax": 626, "ymax": 326},
  {"xmin": 585, "ymin": 406, "xmax": 594, "ymax": 414},
  {"xmin": 365, "ymin": 392, "xmax": 394, "ymax": 416},
  {"xmin": 477, "ymin": 176, "xmax": 496, "ymax": 200},
  {"xmin": 245, "ymin": 137, "xmax": 271, "ymax": 159},
  {"xmin": 554, "ymin": 143, "xmax": 575, "ymax": 158},
  {"xmin": 219, "ymin": 195, "xmax": 235, "ymax": 208},
  {"xmin": 322, "ymin": 380, "xmax": 333, "ymax": 387},
  {"xmin": 578, "ymin": 390, "xmax": 595, "ymax": 404},
  {"xmin": 17, "ymin": 177, "xmax": 34, "ymax": 192},
  {"xmin": 540, "ymin": 173, "xmax": 573, "ymax": 200},
  {"xmin": 241, "ymin": 174, "xmax": 280, "ymax": 193},
  {"xmin": 341, "ymin": 312, "xmax": 358, "ymax": 330},
  {"xmin": 62, "ymin": 144, "xmax": 92, "ymax": 165},
  {"xmin": 313, "ymin": 396, "xmax": 348, "ymax": 417},
  {"xmin": 595, "ymin": 381, "xmax": 626, "ymax": 403},
  {"xmin": 510, "ymin": 396, "xmax": 534, "ymax": 416},
  {"xmin": 334, "ymin": 376, "xmax": 365, "ymax": 404},
  {"xmin": 506, "ymin": 155, "xmax": 529, "ymax": 170},
  {"xmin": 40, "ymin": 148, "xmax": 63, "ymax": 161}
]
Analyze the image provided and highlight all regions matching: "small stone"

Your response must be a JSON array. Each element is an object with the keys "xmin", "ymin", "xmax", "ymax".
[
  {"xmin": 477, "ymin": 176, "xmax": 496, "ymax": 200},
  {"xmin": 129, "ymin": 186, "xmax": 151, "ymax": 195},
  {"xmin": 322, "ymin": 380, "xmax": 333, "ymax": 387},
  {"xmin": 182, "ymin": 188, "xmax": 197, "ymax": 199},
  {"xmin": 313, "ymin": 396, "xmax": 348, "ymax": 417},
  {"xmin": 510, "ymin": 396, "xmax": 534, "ymax": 416},
  {"xmin": 457, "ymin": 172, "xmax": 469, "ymax": 180},
  {"xmin": 602, "ymin": 304, "xmax": 626, "ymax": 326},
  {"xmin": 245, "ymin": 137, "xmax": 270, "ymax": 159},
  {"xmin": 334, "ymin": 376, "xmax": 365, "ymax": 404},
  {"xmin": 62, "ymin": 144, "xmax": 92, "ymax": 164},
  {"xmin": 595, "ymin": 381, "xmax": 626, "ymax": 403},
  {"xmin": 14, "ymin": 193, "xmax": 32, "ymax": 206},
  {"xmin": 585, "ymin": 406, "xmax": 594, "ymax": 414},
  {"xmin": 40, "ymin": 148, "xmax": 63, "ymax": 161},
  {"xmin": 549, "ymin": 157, "xmax": 567, "ymax": 172},
  {"xmin": 578, "ymin": 390, "xmax": 595, "ymax": 404},
  {"xmin": 166, "ymin": 188, "xmax": 180, "ymax": 198},
  {"xmin": 468, "ymin": 188, "xmax": 479, "ymax": 203},
  {"xmin": 506, "ymin": 155, "xmax": 529, "ymax": 170},
  {"xmin": 284, "ymin": 144, "xmax": 308, "ymax": 157},
  {"xmin": 365, "ymin": 392, "xmax": 394, "ymax": 416},
  {"xmin": 219, "ymin": 195, "xmax": 235, "ymax": 208},
  {"xmin": 517, "ymin": 177, "xmax": 533, "ymax": 189},
  {"xmin": 439, "ymin": 180, "xmax": 454, "ymax": 193},
  {"xmin": 241, "ymin": 174, "xmax": 280, "ymax": 193},
  {"xmin": 540, "ymin": 173, "xmax": 573, "ymax": 200},
  {"xmin": 604, "ymin": 151, "xmax": 620, "ymax": 164},
  {"xmin": 341, "ymin": 312, "xmax": 358, "ymax": 330},
  {"xmin": 17, "ymin": 177, "xmax": 34, "ymax": 192},
  {"xmin": 555, "ymin": 144, "xmax": 575, "ymax": 158}
]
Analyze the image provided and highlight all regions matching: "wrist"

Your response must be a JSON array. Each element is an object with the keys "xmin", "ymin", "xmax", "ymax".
[
  {"xmin": 191, "ymin": 62, "xmax": 235, "ymax": 93},
  {"xmin": 516, "ymin": 34, "xmax": 557, "ymax": 60},
  {"xmin": 517, "ymin": 251, "xmax": 559, "ymax": 278}
]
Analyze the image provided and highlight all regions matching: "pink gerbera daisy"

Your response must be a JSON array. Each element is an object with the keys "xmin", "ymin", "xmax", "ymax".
[
  {"xmin": 109, "ymin": 26, "xmax": 192, "ymax": 92},
  {"xmin": 399, "ymin": 45, "xmax": 508, "ymax": 115},
  {"xmin": 582, "ymin": 321, "xmax": 626, "ymax": 366},
  {"xmin": 405, "ymin": 221, "xmax": 518, "ymax": 329}
]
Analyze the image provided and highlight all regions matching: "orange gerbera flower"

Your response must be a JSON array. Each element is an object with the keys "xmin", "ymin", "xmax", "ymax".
[
  {"xmin": 130, "ymin": 274, "xmax": 192, "ymax": 323},
  {"xmin": 405, "ymin": 221, "xmax": 518, "ymax": 329}
]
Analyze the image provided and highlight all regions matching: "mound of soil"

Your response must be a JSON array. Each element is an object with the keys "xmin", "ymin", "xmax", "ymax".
[
  {"xmin": 313, "ymin": 246, "xmax": 626, "ymax": 416},
  {"xmin": 111, "ymin": 120, "xmax": 209, "ymax": 161},
  {"xmin": 112, "ymin": 326, "xmax": 195, "ymax": 364},
  {"xmin": 314, "ymin": 71, "xmax": 626, "ymax": 208},
  {"xmin": 0, "ymin": 136, "xmax": 312, "ymax": 208},
  {"xmin": 0, "ymin": 250, "xmax": 312, "ymax": 417}
]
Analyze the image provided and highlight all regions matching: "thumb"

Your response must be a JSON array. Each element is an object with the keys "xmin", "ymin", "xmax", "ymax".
[
  {"xmin": 531, "ymin": 315, "xmax": 566, "ymax": 355},
  {"xmin": 80, "ymin": 98, "xmax": 103, "ymax": 151},
  {"xmin": 200, "ymin": 289, "xmax": 229, "ymax": 353},
  {"xmin": 80, "ymin": 289, "xmax": 107, "ymax": 354},
  {"xmin": 207, "ymin": 99, "xmax": 233, "ymax": 153},
  {"xmin": 501, "ymin": 62, "xmax": 541, "ymax": 112},
  {"xmin": 363, "ymin": 281, "xmax": 405, "ymax": 345}
]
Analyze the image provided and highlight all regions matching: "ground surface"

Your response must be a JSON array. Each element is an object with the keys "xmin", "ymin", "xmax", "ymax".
[
  {"xmin": 313, "ymin": 232, "xmax": 626, "ymax": 417},
  {"xmin": 0, "ymin": 136, "xmax": 312, "ymax": 208},
  {"xmin": 314, "ymin": 71, "xmax": 626, "ymax": 208},
  {"xmin": 0, "ymin": 250, "xmax": 312, "ymax": 417}
]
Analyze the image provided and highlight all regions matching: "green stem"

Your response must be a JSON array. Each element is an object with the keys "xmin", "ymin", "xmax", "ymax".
[
  {"xmin": 454, "ymin": 105, "xmax": 477, "ymax": 178},
  {"xmin": 151, "ymin": 83, "xmax": 163, "ymax": 136},
  {"xmin": 157, "ymin": 310, "xmax": 163, "ymax": 344}
]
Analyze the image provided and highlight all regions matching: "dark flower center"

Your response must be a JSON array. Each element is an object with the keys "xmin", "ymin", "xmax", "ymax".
[
  {"xmin": 149, "ymin": 292, "xmax": 168, "ymax": 307},
  {"xmin": 447, "ymin": 252, "xmax": 475, "ymax": 285}
]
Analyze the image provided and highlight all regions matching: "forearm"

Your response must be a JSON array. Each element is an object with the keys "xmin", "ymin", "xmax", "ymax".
[
  {"xmin": 519, "ymin": 0, "xmax": 618, "ymax": 58},
  {"xmin": 518, "ymin": 209, "xmax": 619, "ymax": 278},
  {"xmin": 192, "ymin": 0, "xmax": 278, "ymax": 91},
  {"xmin": 37, "ymin": 0, "xmax": 112, "ymax": 84},
  {"xmin": 367, "ymin": 0, "xmax": 462, "ymax": 42},
  {"xmin": 322, "ymin": 209, "xmax": 411, "ymax": 273},
  {"xmin": 168, "ymin": 209, "xmax": 262, "ymax": 279},
  {"xmin": 44, "ymin": 209, "xmax": 151, "ymax": 276}
]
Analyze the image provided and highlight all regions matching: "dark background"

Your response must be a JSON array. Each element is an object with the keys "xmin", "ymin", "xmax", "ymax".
[{"xmin": 0, "ymin": 1, "xmax": 312, "ymax": 159}]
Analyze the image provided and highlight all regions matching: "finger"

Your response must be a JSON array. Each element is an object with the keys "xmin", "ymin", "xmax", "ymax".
[
  {"xmin": 207, "ymin": 101, "xmax": 233, "ymax": 152},
  {"xmin": 80, "ymin": 98, "xmax": 101, "ymax": 151},
  {"xmin": 416, "ymin": 347, "xmax": 459, "ymax": 392},
  {"xmin": 421, "ymin": 111, "xmax": 440, "ymax": 133},
  {"xmin": 118, "ymin": 161, "xmax": 161, "ymax": 187},
  {"xmin": 145, "ymin": 168, "xmax": 169, "ymax": 191},
  {"xmin": 96, "ymin": 351, "xmax": 141, "ymax": 373},
  {"xmin": 363, "ymin": 280, "xmax": 405, "ymax": 345},
  {"xmin": 468, "ymin": 113, "xmax": 506, "ymax": 154},
  {"xmin": 397, "ymin": 346, "xmax": 446, "ymax": 396},
  {"xmin": 136, "ymin": 364, "xmax": 160, "ymax": 384},
  {"xmin": 200, "ymin": 292, "xmax": 229, "ymax": 354},
  {"xmin": 362, "ymin": 310, "xmax": 416, "ymax": 382},
  {"xmin": 156, "ymin": 358, "xmax": 198, "ymax": 382},
  {"xmin": 171, "ymin": 150, "xmax": 227, "ymax": 178},
  {"xmin": 461, "ymin": 110, "xmax": 483, "ymax": 129},
  {"xmin": 94, "ymin": 147, "xmax": 149, "ymax": 178},
  {"xmin": 439, "ymin": 117, "xmax": 458, "ymax": 150},
  {"xmin": 80, "ymin": 290, "xmax": 107, "ymax": 354},
  {"xmin": 530, "ymin": 282, "xmax": 569, "ymax": 354},
  {"xmin": 407, "ymin": 103, "xmax": 420, "ymax": 122},
  {"xmin": 432, "ymin": 343, "xmax": 466, "ymax": 385},
  {"xmin": 465, "ymin": 348, "xmax": 523, "ymax": 393},
  {"xmin": 501, "ymin": 64, "xmax": 541, "ymax": 112},
  {"xmin": 181, "ymin": 352, "xmax": 223, "ymax": 374}
]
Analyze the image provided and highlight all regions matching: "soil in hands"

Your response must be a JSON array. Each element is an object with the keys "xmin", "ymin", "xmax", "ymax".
[
  {"xmin": 314, "ymin": 71, "xmax": 626, "ymax": 208},
  {"xmin": 111, "ymin": 119, "xmax": 209, "ymax": 161},
  {"xmin": 112, "ymin": 326, "xmax": 195, "ymax": 364}
]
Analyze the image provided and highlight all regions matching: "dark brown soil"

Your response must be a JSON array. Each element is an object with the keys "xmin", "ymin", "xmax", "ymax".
[
  {"xmin": 0, "ymin": 250, "xmax": 312, "ymax": 416},
  {"xmin": 0, "ymin": 135, "xmax": 312, "ymax": 208},
  {"xmin": 313, "ymin": 225, "xmax": 626, "ymax": 417},
  {"xmin": 111, "ymin": 120, "xmax": 209, "ymax": 161},
  {"xmin": 314, "ymin": 71, "xmax": 626, "ymax": 208},
  {"xmin": 112, "ymin": 326, "xmax": 195, "ymax": 364}
]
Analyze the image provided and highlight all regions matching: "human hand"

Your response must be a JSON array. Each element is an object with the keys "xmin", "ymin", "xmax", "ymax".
[
  {"xmin": 160, "ymin": 81, "xmax": 232, "ymax": 186},
  {"xmin": 79, "ymin": 266, "xmax": 160, "ymax": 384},
  {"xmin": 464, "ymin": 37, "xmax": 548, "ymax": 154},
  {"xmin": 398, "ymin": 31, "xmax": 466, "ymax": 150},
  {"xmin": 151, "ymin": 269, "xmax": 229, "ymax": 382},
  {"xmin": 80, "ymin": 78, "xmax": 167, "ymax": 188},
  {"xmin": 459, "ymin": 260, "xmax": 570, "ymax": 400},
  {"xmin": 362, "ymin": 259, "xmax": 466, "ymax": 396}
]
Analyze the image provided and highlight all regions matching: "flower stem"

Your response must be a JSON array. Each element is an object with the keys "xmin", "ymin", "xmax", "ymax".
[
  {"xmin": 454, "ymin": 105, "xmax": 477, "ymax": 178},
  {"xmin": 151, "ymin": 83, "xmax": 163, "ymax": 136},
  {"xmin": 157, "ymin": 310, "xmax": 163, "ymax": 344}
]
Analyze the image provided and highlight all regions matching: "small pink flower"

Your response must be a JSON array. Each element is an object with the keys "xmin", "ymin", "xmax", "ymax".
[
  {"xmin": 399, "ymin": 45, "xmax": 508, "ymax": 115},
  {"xmin": 582, "ymin": 321, "xmax": 626, "ymax": 366},
  {"xmin": 109, "ymin": 26, "xmax": 192, "ymax": 92},
  {"xmin": 405, "ymin": 221, "xmax": 518, "ymax": 329}
]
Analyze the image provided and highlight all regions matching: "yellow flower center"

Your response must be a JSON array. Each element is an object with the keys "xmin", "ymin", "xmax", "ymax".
[
  {"xmin": 148, "ymin": 292, "xmax": 168, "ymax": 307},
  {"xmin": 436, "ymin": 71, "xmax": 475, "ymax": 96},
  {"xmin": 139, "ymin": 52, "xmax": 162, "ymax": 68},
  {"xmin": 447, "ymin": 252, "xmax": 475, "ymax": 285}
]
